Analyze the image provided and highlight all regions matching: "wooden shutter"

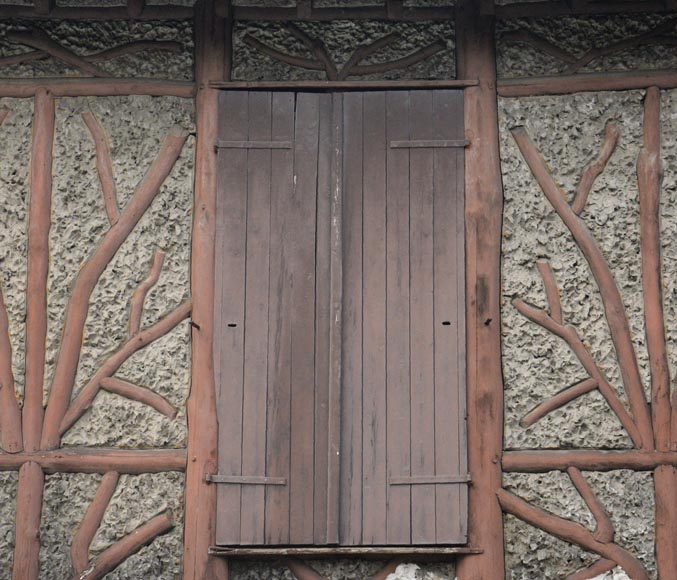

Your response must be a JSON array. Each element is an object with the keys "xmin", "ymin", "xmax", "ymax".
[
  {"xmin": 339, "ymin": 90, "xmax": 467, "ymax": 546},
  {"xmin": 214, "ymin": 90, "xmax": 467, "ymax": 547},
  {"xmin": 214, "ymin": 91, "xmax": 340, "ymax": 546}
]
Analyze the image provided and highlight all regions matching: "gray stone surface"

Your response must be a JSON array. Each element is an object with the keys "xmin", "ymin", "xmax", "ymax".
[{"xmin": 0, "ymin": 20, "xmax": 193, "ymax": 79}]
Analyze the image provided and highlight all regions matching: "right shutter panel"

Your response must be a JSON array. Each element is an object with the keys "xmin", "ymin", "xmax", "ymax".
[{"xmin": 340, "ymin": 90, "xmax": 467, "ymax": 545}]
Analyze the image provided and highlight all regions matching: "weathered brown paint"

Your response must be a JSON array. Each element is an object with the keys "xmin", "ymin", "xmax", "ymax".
[{"xmin": 454, "ymin": 1, "xmax": 505, "ymax": 578}]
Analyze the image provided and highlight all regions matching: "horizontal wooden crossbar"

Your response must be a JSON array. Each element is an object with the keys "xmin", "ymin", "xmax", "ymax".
[
  {"xmin": 209, "ymin": 546, "xmax": 483, "ymax": 558},
  {"xmin": 390, "ymin": 139, "xmax": 469, "ymax": 149},
  {"xmin": 0, "ymin": 78, "xmax": 195, "ymax": 98},
  {"xmin": 503, "ymin": 449, "xmax": 677, "ymax": 472},
  {"xmin": 215, "ymin": 140, "xmax": 292, "ymax": 149},
  {"xmin": 206, "ymin": 474, "xmax": 287, "ymax": 485},
  {"xmin": 0, "ymin": 448, "xmax": 187, "ymax": 474},
  {"xmin": 210, "ymin": 80, "xmax": 479, "ymax": 92},
  {"xmin": 389, "ymin": 474, "xmax": 471, "ymax": 485}
]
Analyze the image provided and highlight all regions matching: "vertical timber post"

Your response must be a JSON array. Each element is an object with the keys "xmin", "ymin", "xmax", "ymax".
[
  {"xmin": 183, "ymin": 1, "xmax": 229, "ymax": 579},
  {"xmin": 455, "ymin": 1, "xmax": 506, "ymax": 579}
]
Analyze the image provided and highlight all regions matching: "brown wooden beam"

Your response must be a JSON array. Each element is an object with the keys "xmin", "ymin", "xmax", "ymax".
[
  {"xmin": 210, "ymin": 80, "xmax": 478, "ymax": 91},
  {"xmin": 0, "ymin": 78, "xmax": 195, "ymax": 98},
  {"xmin": 498, "ymin": 69, "xmax": 677, "ymax": 97},
  {"xmin": 183, "ymin": 1, "xmax": 228, "ymax": 580},
  {"xmin": 503, "ymin": 449, "xmax": 677, "ymax": 472},
  {"xmin": 455, "ymin": 1, "xmax": 505, "ymax": 579},
  {"xmin": 0, "ymin": 448, "xmax": 186, "ymax": 473},
  {"xmin": 0, "ymin": 4, "xmax": 192, "ymax": 19},
  {"xmin": 230, "ymin": 5, "xmax": 454, "ymax": 21},
  {"xmin": 495, "ymin": 0, "xmax": 669, "ymax": 18},
  {"xmin": 210, "ymin": 546, "xmax": 483, "ymax": 558},
  {"xmin": 12, "ymin": 462, "xmax": 44, "ymax": 580}
]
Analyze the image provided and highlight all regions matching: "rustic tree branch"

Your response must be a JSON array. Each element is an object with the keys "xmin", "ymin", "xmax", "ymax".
[
  {"xmin": 368, "ymin": 560, "xmax": 402, "ymax": 580},
  {"xmin": 12, "ymin": 461, "xmax": 44, "ymax": 580},
  {"xmin": 71, "ymin": 471, "xmax": 120, "ymax": 575},
  {"xmin": 564, "ymin": 559, "xmax": 617, "ymax": 580},
  {"xmin": 346, "ymin": 39, "xmax": 447, "ymax": 78},
  {"xmin": 566, "ymin": 467, "xmax": 614, "ymax": 542},
  {"xmin": 513, "ymin": 298, "xmax": 642, "ymax": 446},
  {"xmin": 536, "ymin": 259, "xmax": 562, "ymax": 323},
  {"xmin": 285, "ymin": 559, "xmax": 328, "ymax": 580},
  {"xmin": 636, "ymin": 86, "xmax": 672, "ymax": 452},
  {"xmin": 23, "ymin": 88, "xmax": 54, "ymax": 452},
  {"xmin": 100, "ymin": 377, "xmax": 177, "ymax": 419},
  {"xmin": 128, "ymin": 249, "xmax": 165, "ymax": 336},
  {"xmin": 498, "ymin": 488, "xmax": 649, "ymax": 580},
  {"xmin": 286, "ymin": 22, "xmax": 338, "ymax": 80},
  {"xmin": 0, "ymin": 283, "xmax": 22, "ymax": 453},
  {"xmin": 81, "ymin": 110, "xmax": 119, "ymax": 226},
  {"xmin": 75, "ymin": 511, "xmax": 173, "ymax": 580},
  {"xmin": 242, "ymin": 35, "xmax": 324, "ymax": 72},
  {"xmin": 500, "ymin": 29, "xmax": 577, "ymax": 65},
  {"xmin": 41, "ymin": 127, "xmax": 188, "ymax": 450},
  {"xmin": 6, "ymin": 29, "xmax": 108, "ymax": 77},
  {"xmin": 338, "ymin": 32, "xmax": 401, "ymax": 80},
  {"xmin": 59, "ymin": 300, "xmax": 191, "ymax": 435},
  {"xmin": 521, "ymin": 378, "xmax": 598, "ymax": 427},
  {"xmin": 572, "ymin": 121, "xmax": 620, "ymax": 215},
  {"xmin": 512, "ymin": 126, "xmax": 654, "ymax": 450},
  {"xmin": 0, "ymin": 40, "xmax": 182, "ymax": 70}
]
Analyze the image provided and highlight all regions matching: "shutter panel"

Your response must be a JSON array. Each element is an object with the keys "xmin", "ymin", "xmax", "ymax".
[
  {"xmin": 340, "ymin": 90, "xmax": 467, "ymax": 545},
  {"xmin": 215, "ymin": 90, "xmax": 466, "ymax": 548},
  {"xmin": 214, "ymin": 92, "xmax": 338, "ymax": 546}
]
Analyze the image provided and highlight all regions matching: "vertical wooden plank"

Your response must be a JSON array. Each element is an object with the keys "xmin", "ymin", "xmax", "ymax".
[
  {"xmin": 361, "ymin": 90, "xmax": 388, "ymax": 546},
  {"xmin": 455, "ymin": 0, "xmax": 505, "ymax": 576},
  {"xmin": 184, "ymin": 0, "xmax": 228, "ymax": 575},
  {"xmin": 289, "ymin": 93, "xmax": 319, "ymax": 544},
  {"xmin": 433, "ymin": 90, "xmax": 466, "ymax": 543},
  {"xmin": 264, "ymin": 91, "xmax": 295, "ymax": 545},
  {"xmin": 215, "ymin": 90, "xmax": 249, "ymax": 545},
  {"xmin": 325, "ymin": 92, "xmax": 343, "ymax": 545},
  {"xmin": 239, "ymin": 91, "xmax": 272, "ymax": 545},
  {"xmin": 385, "ymin": 90, "xmax": 411, "ymax": 545},
  {"xmin": 313, "ymin": 92, "xmax": 332, "ymax": 544},
  {"xmin": 408, "ymin": 90, "xmax": 437, "ymax": 544},
  {"xmin": 340, "ymin": 91, "xmax": 364, "ymax": 545}
]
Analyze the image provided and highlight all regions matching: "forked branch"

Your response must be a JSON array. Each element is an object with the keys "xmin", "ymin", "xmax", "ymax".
[
  {"xmin": 564, "ymin": 559, "xmax": 617, "ymax": 580},
  {"xmin": 41, "ymin": 126, "xmax": 188, "ymax": 450},
  {"xmin": 572, "ymin": 121, "xmax": 620, "ymax": 215},
  {"xmin": 71, "ymin": 471, "xmax": 120, "ymax": 575},
  {"xmin": 512, "ymin": 126, "xmax": 653, "ymax": 450},
  {"xmin": 82, "ymin": 110, "xmax": 119, "ymax": 226},
  {"xmin": 59, "ymin": 300, "xmax": 191, "ymax": 435},
  {"xmin": 128, "ymin": 249, "xmax": 165, "ymax": 336},
  {"xmin": 498, "ymin": 488, "xmax": 649, "ymax": 580},
  {"xmin": 285, "ymin": 558, "xmax": 401, "ymax": 580},
  {"xmin": 244, "ymin": 25, "xmax": 446, "ymax": 81},
  {"xmin": 75, "ymin": 511, "xmax": 173, "ymax": 580},
  {"xmin": 566, "ymin": 467, "xmax": 614, "ymax": 543}
]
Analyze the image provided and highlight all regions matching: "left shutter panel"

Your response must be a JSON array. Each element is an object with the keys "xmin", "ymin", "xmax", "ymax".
[{"xmin": 214, "ymin": 92, "xmax": 338, "ymax": 546}]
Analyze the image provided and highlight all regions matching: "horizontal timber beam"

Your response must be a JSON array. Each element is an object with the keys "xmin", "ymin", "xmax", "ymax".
[
  {"xmin": 495, "ymin": 0, "xmax": 671, "ymax": 19},
  {"xmin": 0, "ymin": 78, "xmax": 195, "ymax": 98},
  {"xmin": 210, "ymin": 80, "xmax": 478, "ymax": 91},
  {"xmin": 227, "ymin": 5, "xmax": 454, "ymax": 21},
  {"xmin": 498, "ymin": 69, "xmax": 677, "ymax": 97},
  {"xmin": 210, "ymin": 546, "xmax": 483, "ymax": 559},
  {"xmin": 0, "ymin": 448, "xmax": 187, "ymax": 474},
  {"xmin": 503, "ymin": 449, "xmax": 677, "ymax": 472},
  {"xmin": 0, "ymin": 5, "xmax": 193, "ymax": 19}
]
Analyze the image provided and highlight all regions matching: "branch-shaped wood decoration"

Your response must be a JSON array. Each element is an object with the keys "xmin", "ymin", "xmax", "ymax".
[
  {"xmin": 285, "ymin": 558, "xmax": 402, "ymax": 580},
  {"xmin": 41, "ymin": 126, "xmax": 188, "ymax": 450},
  {"xmin": 564, "ymin": 558, "xmax": 617, "ymax": 580},
  {"xmin": 501, "ymin": 19, "xmax": 677, "ymax": 75},
  {"xmin": 566, "ymin": 467, "xmax": 614, "ymax": 542},
  {"xmin": 71, "ymin": 471, "xmax": 120, "ymax": 576},
  {"xmin": 12, "ymin": 461, "xmax": 44, "ymax": 579},
  {"xmin": 572, "ymin": 121, "xmax": 620, "ymax": 215},
  {"xmin": 637, "ymin": 86, "xmax": 672, "ymax": 452},
  {"xmin": 59, "ymin": 300, "xmax": 191, "ymax": 435},
  {"xmin": 0, "ymin": 282, "xmax": 22, "ymax": 453},
  {"xmin": 243, "ymin": 25, "xmax": 447, "ymax": 81},
  {"xmin": 0, "ymin": 40, "xmax": 182, "ymax": 70},
  {"xmin": 6, "ymin": 29, "xmax": 108, "ymax": 77},
  {"xmin": 74, "ymin": 511, "xmax": 173, "ymax": 580},
  {"xmin": 82, "ymin": 110, "xmax": 119, "ymax": 226},
  {"xmin": 128, "ymin": 249, "xmax": 165, "ymax": 336},
  {"xmin": 498, "ymin": 488, "xmax": 649, "ymax": 580},
  {"xmin": 100, "ymin": 377, "xmax": 178, "ymax": 419},
  {"xmin": 511, "ymin": 126, "xmax": 654, "ymax": 450},
  {"xmin": 513, "ymin": 262, "xmax": 642, "ymax": 445}
]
